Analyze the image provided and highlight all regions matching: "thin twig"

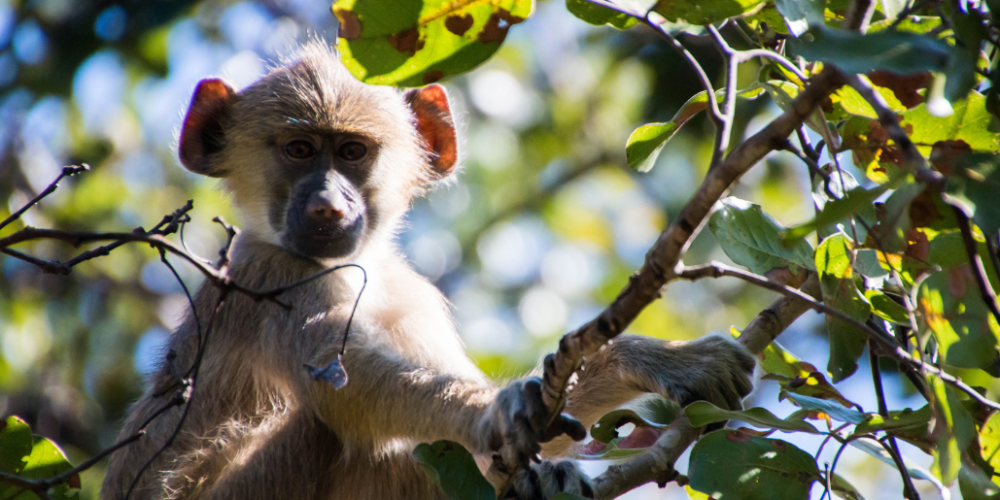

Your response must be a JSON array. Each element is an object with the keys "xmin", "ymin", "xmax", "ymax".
[
  {"xmin": 954, "ymin": 208, "xmax": 1000, "ymax": 327},
  {"xmin": 0, "ymin": 164, "xmax": 89, "ymax": 231},
  {"xmin": 680, "ymin": 260, "xmax": 1000, "ymax": 411},
  {"xmin": 870, "ymin": 341, "xmax": 920, "ymax": 499},
  {"xmin": 706, "ymin": 24, "xmax": 739, "ymax": 168}
]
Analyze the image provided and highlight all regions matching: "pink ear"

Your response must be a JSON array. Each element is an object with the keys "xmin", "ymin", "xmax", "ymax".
[
  {"xmin": 179, "ymin": 79, "xmax": 236, "ymax": 177},
  {"xmin": 405, "ymin": 84, "xmax": 458, "ymax": 178}
]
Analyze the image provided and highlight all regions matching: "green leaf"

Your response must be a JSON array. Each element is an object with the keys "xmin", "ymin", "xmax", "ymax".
[
  {"xmin": 864, "ymin": 289, "xmax": 910, "ymax": 325},
  {"xmin": 626, "ymin": 86, "xmax": 764, "ymax": 172},
  {"xmin": 785, "ymin": 185, "xmax": 891, "ymax": 241},
  {"xmin": 685, "ymin": 401, "xmax": 822, "ymax": 434},
  {"xmin": 688, "ymin": 430, "xmax": 820, "ymax": 500},
  {"xmin": 959, "ymin": 463, "xmax": 1000, "ymax": 500},
  {"xmin": 589, "ymin": 399, "xmax": 678, "ymax": 443},
  {"xmin": 945, "ymin": 153, "xmax": 1000, "ymax": 235},
  {"xmin": 929, "ymin": 376, "xmax": 977, "ymax": 485},
  {"xmin": 0, "ymin": 417, "xmax": 76, "ymax": 500},
  {"xmin": 0, "ymin": 417, "xmax": 32, "ymax": 475},
  {"xmin": 333, "ymin": 0, "xmax": 533, "ymax": 86},
  {"xmin": 866, "ymin": 16, "xmax": 943, "ymax": 35},
  {"xmin": 793, "ymin": 27, "xmax": 952, "ymax": 75},
  {"xmin": 978, "ymin": 412, "xmax": 1000, "ymax": 489},
  {"xmin": 756, "ymin": 340, "xmax": 859, "ymax": 409},
  {"xmin": 854, "ymin": 405, "xmax": 931, "ymax": 437},
  {"xmin": 811, "ymin": 168, "xmax": 875, "ymax": 241},
  {"xmin": 946, "ymin": 10, "xmax": 989, "ymax": 102},
  {"xmin": 830, "ymin": 82, "xmax": 906, "ymax": 120},
  {"xmin": 565, "ymin": 0, "xmax": 637, "ymax": 29},
  {"xmin": 830, "ymin": 473, "xmax": 866, "ymax": 500},
  {"xmin": 919, "ymin": 263, "xmax": 1000, "ymax": 373},
  {"xmin": 651, "ymin": 0, "xmax": 766, "ymax": 25},
  {"xmin": 708, "ymin": 197, "xmax": 815, "ymax": 275},
  {"xmin": 871, "ymin": 181, "xmax": 925, "ymax": 253},
  {"xmin": 775, "ymin": 0, "xmax": 826, "ymax": 36},
  {"xmin": 783, "ymin": 392, "xmax": 866, "ymax": 424},
  {"xmin": 815, "ymin": 233, "xmax": 872, "ymax": 382},
  {"xmin": 854, "ymin": 249, "xmax": 889, "ymax": 279},
  {"xmin": 904, "ymin": 91, "xmax": 1000, "ymax": 157},
  {"xmin": 413, "ymin": 441, "xmax": 495, "ymax": 500}
]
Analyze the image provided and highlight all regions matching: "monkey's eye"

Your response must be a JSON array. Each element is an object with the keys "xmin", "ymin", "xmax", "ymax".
[
  {"xmin": 285, "ymin": 140, "xmax": 317, "ymax": 160},
  {"xmin": 338, "ymin": 141, "xmax": 368, "ymax": 161}
]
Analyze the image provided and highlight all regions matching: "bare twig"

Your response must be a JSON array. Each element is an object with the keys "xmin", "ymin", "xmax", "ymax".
[
  {"xmin": 954, "ymin": 208, "xmax": 1000, "ymax": 327},
  {"xmin": 706, "ymin": 24, "xmax": 739, "ymax": 168},
  {"xmin": 870, "ymin": 341, "xmax": 920, "ymax": 499},
  {"xmin": 580, "ymin": 0, "xmax": 722, "ymax": 125},
  {"xmin": 678, "ymin": 260, "xmax": 1000, "ymax": 411},
  {"xmin": 678, "ymin": 261, "xmax": 897, "ymax": 351},
  {"xmin": 0, "ymin": 164, "xmax": 89, "ymax": 231}
]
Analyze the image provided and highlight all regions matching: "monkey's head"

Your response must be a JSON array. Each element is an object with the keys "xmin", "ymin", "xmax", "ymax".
[{"xmin": 177, "ymin": 41, "xmax": 458, "ymax": 261}]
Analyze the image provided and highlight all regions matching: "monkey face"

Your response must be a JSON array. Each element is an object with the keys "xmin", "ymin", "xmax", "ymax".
[
  {"xmin": 177, "ymin": 44, "xmax": 459, "ymax": 264},
  {"xmin": 275, "ymin": 134, "xmax": 377, "ymax": 259}
]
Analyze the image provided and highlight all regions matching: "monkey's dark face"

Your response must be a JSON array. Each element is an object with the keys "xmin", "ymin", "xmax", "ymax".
[{"xmin": 271, "ymin": 132, "xmax": 379, "ymax": 260}]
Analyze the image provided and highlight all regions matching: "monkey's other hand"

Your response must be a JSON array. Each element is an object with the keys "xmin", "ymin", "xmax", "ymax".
[
  {"xmin": 482, "ymin": 377, "xmax": 587, "ymax": 468},
  {"xmin": 502, "ymin": 460, "xmax": 593, "ymax": 499},
  {"xmin": 667, "ymin": 335, "xmax": 756, "ymax": 412}
]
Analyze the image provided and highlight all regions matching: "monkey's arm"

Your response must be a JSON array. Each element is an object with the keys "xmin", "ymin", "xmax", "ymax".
[
  {"xmin": 541, "ymin": 334, "xmax": 755, "ymax": 457},
  {"xmin": 304, "ymin": 342, "xmax": 497, "ymax": 452}
]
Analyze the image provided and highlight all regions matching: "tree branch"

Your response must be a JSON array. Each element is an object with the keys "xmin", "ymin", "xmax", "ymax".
[
  {"xmin": 592, "ymin": 275, "xmax": 822, "ymax": 498},
  {"xmin": 538, "ymin": 65, "xmax": 845, "ymax": 426}
]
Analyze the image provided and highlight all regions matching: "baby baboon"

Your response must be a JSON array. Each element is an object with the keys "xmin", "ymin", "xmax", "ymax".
[{"xmin": 102, "ymin": 41, "xmax": 755, "ymax": 500}]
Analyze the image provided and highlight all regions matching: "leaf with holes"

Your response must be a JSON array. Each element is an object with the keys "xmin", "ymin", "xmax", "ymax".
[
  {"xmin": 626, "ymin": 86, "xmax": 764, "ymax": 172},
  {"xmin": 688, "ymin": 430, "xmax": 821, "ymax": 500},
  {"xmin": 708, "ymin": 197, "xmax": 815, "ymax": 276},
  {"xmin": 589, "ymin": 399, "xmax": 678, "ymax": 443},
  {"xmin": 413, "ymin": 441, "xmax": 494, "ymax": 500},
  {"xmin": 333, "ymin": 0, "xmax": 532, "ymax": 87}
]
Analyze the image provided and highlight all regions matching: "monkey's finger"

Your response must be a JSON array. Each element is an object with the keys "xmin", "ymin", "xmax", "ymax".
[
  {"xmin": 521, "ymin": 378, "xmax": 549, "ymax": 437},
  {"xmin": 542, "ymin": 413, "xmax": 586, "ymax": 442}
]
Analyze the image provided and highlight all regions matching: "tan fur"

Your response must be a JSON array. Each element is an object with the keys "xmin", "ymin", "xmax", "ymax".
[{"xmin": 102, "ymin": 41, "xmax": 754, "ymax": 500}]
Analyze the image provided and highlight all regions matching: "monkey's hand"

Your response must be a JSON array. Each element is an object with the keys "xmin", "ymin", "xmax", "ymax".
[
  {"xmin": 503, "ymin": 460, "xmax": 593, "ymax": 499},
  {"xmin": 480, "ymin": 377, "xmax": 587, "ymax": 468},
  {"xmin": 661, "ymin": 334, "xmax": 756, "ymax": 412}
]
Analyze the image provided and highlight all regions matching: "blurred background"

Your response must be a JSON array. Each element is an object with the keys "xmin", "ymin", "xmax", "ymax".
[{"xmin": 0, "ymin": 0, "xmax": 936, "ymax": 498}]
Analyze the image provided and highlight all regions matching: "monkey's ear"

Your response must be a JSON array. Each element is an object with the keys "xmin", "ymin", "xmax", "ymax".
[
  {"xmin": 405, "ymin": 84, "xmax": 458, "ymax": 178},
  {"xmin": 179, "ymin": 78, "xmax": 235, "ymax": 178}
]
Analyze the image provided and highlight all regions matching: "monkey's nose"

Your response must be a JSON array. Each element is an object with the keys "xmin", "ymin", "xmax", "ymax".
[{"xmin": 306, "ymin": 195, "xmax": 345, "ymax": 222}]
